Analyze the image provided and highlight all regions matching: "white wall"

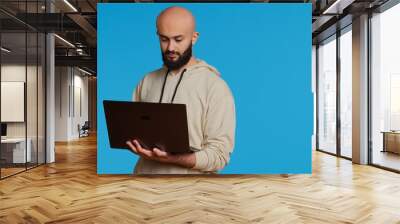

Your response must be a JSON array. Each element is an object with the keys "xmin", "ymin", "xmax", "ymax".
[
  {"xmin": 1, "ymin": 65, "xmax": 27, "ymax": 141},
  {"xmin": 71, "ymin": 72, "xmax": 89, "ymax": 139},
  {"xmin": 1, "ymin": 64, "xmax": 46, "ymax": 164},
  {"xmin": 55, "ymin": 67, "xmax": 89, "ymax": 141},
  {"xmin": 1, "ymin": 66, "xmax": 26, "ymax": 131},
  {"xmin": 55, "ymin": 66, "xmax": 69, "ymax": 141},
  {"xmin": 1, "ymin": 65, "xmax": 40, "ymax": 137}
]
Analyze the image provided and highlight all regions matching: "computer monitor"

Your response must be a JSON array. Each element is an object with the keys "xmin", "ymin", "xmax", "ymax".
[{"xmin": 1, "ymin": 123, "xmax": 7, "ymax": 137}]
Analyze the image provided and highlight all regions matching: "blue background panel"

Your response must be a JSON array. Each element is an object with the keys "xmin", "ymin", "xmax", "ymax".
[{"xmin": 97, "ymin": 3, "xmax": 313, "ymax": 174}]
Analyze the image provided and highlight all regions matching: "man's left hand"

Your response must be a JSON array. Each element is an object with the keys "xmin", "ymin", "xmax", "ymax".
[{"xmin": 126, "ymin": 139, "xmax": 196, "ymax": 168}]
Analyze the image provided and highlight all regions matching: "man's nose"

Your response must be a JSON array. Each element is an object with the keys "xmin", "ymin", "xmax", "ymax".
[{"xmin": 167, "ymin": 41, "xmax": 176, "ymax": 52}]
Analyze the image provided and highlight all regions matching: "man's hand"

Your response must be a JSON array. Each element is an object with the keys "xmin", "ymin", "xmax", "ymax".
[{"xmin": 126, "ymin": 139, "xmax": 196, "ymax": 169}]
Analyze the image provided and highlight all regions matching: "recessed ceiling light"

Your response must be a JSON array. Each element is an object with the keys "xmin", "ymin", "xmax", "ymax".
[{"xmin": 1, "ymin": 47, "xmax": 11, "ymax": 53}]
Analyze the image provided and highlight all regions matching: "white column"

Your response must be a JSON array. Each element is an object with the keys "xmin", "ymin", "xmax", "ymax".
[
  {"xmin": 46, "ymin": 33, "xmax": 55, "ymax": 163},
  {"xmin": 352, "ymin": 14, "xmax": 369, "ymax": 164},
  {"xmin": 45, "ymin": 1, "xmax": 55, "ymax": 163}
]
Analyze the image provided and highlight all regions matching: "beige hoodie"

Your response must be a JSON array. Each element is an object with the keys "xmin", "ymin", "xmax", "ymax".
[{"xmin": 132, "ymin": 60, "xmax": 236, "ymax": 174}]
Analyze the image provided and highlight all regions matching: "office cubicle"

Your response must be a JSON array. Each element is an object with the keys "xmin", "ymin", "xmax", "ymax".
[{"xmin": 0, "ymin": 1, "xmax": 46, "ymax": 179}]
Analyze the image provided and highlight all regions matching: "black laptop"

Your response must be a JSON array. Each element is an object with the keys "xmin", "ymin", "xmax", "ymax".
[{"xmin": 103, "ymin": 100, "xmax": 191, "ymax": 154}]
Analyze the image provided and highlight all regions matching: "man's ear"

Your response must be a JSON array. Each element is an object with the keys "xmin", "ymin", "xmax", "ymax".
[{"xmin": 192, "ymin": 32, "xmax": 199, "ymax": 45}]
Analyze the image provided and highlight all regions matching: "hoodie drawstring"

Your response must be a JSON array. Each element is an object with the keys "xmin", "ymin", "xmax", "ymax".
[{"xmin": 159, "ymin": 68, "xmax": 187, "ymax": 103}]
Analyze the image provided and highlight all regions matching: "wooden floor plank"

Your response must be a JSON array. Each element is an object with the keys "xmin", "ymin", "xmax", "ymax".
[{"xmin": 0, "ymin": 134, "xmax": 400, "ymax": 223}]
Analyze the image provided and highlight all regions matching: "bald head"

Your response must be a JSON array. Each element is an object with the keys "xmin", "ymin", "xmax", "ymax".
[
  {"xmin": 156, "ymin": 6, "xmax": 196, "ymax": 34},
  {"xmin": 156, "ymin": 6, "xmax": 199, "ymax": 71}
]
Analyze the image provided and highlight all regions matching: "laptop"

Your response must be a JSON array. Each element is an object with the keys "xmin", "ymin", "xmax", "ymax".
[{"xmin": 103, "ymin": 100, "xmax": 191, "ymax": 154}]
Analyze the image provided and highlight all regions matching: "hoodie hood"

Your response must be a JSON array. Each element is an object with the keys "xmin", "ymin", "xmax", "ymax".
[{"xmin": 185, "ymin": 60, "xmax": 221, "ymax": 76}]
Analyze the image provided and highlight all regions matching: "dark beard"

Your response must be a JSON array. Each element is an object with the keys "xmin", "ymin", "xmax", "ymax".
[{"xmin": 162, "ymin": 43, "xmax": 192, "ymax": 70}]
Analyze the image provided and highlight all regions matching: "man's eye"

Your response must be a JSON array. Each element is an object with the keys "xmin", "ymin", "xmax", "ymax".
[{"xmin": 175, "ymin": 39, "xmax": 182, "ymax": 42}]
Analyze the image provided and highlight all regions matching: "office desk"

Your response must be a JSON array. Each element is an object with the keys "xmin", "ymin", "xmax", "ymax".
[
  {"xmin": 381, "ymin": 131, "xmax": 400, "ymax": 154},
  {"xmin": 1, "ymin": 138, "xmax": 32, "ymax": 163}
]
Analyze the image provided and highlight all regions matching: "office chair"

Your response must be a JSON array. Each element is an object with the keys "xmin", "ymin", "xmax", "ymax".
[{"xmin": 79, "ymin": 121, "xmax": 90, "ymax": 138}]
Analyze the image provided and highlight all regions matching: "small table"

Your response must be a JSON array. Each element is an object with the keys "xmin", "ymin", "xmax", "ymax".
[
  {"xmin": 381, "ymin": 131, "xmax": 400, "ymax": 154},
  {"xmin": 1, "ymin": 138, "xmax": 32, "ymax": 163}
]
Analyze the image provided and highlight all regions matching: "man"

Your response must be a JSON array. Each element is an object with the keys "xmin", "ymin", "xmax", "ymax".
[{"xmin": 126, "ymin": 6, "xmax": 236, "ymax": 174}]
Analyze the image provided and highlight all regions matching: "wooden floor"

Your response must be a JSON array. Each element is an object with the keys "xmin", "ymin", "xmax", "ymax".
[
  {"xmin": 373, "ymin": 151, "xmax": 400, "ymax": 171},
  {"xmin": 0, "ymin": 167, "xmax": 26, "ymax": 178},
  {"xmin": 1, "ymin": 135, "xmax": 400, "ymax": 224},
  {"xmin": 1, "ymin": 163, "xmax": 45, "ymax": 178}
]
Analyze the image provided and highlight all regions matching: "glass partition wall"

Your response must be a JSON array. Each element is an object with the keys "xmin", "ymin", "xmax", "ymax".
[
  {"xmin": 339, "ymin": 26, "xmax": 352, "ymax": 159},
  {"xmin": 370, "ymin": 2, "xmax": 400, "ymax": 171},
  {"xmin": 0, "ymin": 1, "xmax": 46, "ymax": 179},
  {"xmin": 316, "ymin": 26, "xmax": 353, "ymax": 159},
  {"xmin": 317, "ymin": 35, "xmax": 337, "ymax": 155},
  {"xmin": 316, "ymin": 0, "xmax": 400, "ymax": 172}
]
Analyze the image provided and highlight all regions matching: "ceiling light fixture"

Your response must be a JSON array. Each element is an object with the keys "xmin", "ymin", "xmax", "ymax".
[
  {"xmin": 63, "ymin": 0, "xmax": 78, "ymax": 12},
  {"xmin": 78, "ymin": 67, "xmax": 93, "ymax": 76},
  {"xmin": 54, "ymin": 34, "xmax": 75, "ymax": 48},
  {"xmin": 322, "ymin": 0, "xmax": 354, "ymax": 15},
  {"xmin": 322, "ymin": 0, "xmax": 343, "ymax": 14}
]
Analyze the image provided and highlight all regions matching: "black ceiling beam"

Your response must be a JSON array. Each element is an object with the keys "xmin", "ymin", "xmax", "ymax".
[
  {"xmin": 86, "ymin": 0, "xmax": 97, "ymax": 12},
  {"xmin": 55, "ymin": 47, "xmax": 97, "ymax": 57},
  {"xmin": 55, "ymin": 55, "xmax": 96, "ymax": 73},
  {"xmin": 0, "ymin": 13, "xmax": 96, "ymax": 32},
  {"xmin": 66, "ymin": 13, "xmax": 97, "ymax": 46},
  {"xmin": 312, "ymin": 14, "xmax": 353, "ymax": 44}
]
